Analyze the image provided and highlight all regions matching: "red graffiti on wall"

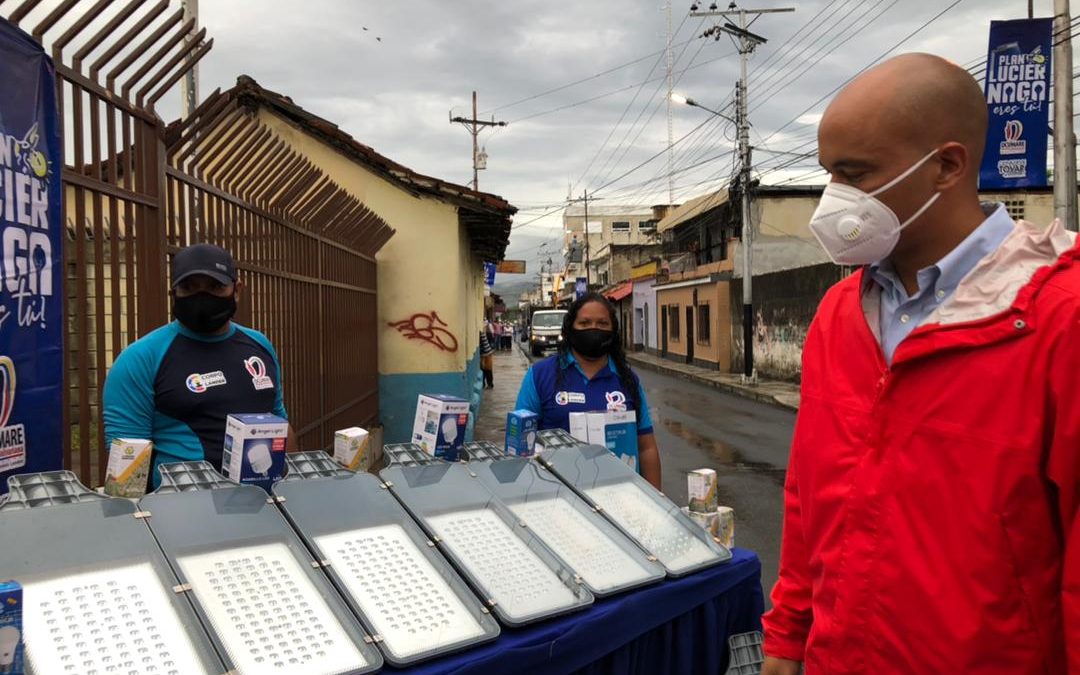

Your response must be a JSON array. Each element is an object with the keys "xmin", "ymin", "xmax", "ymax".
[{"xmin": 387, "ymin": 311, "xmax": 459, "ymax": 352}]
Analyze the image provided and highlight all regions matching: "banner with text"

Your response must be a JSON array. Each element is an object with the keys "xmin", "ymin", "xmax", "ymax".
[
  {"xmin": 0, "ymin": 20, "xmax": 65, "ymax": 492},
  {"xmin": 979, "ymin": 18, "xmax": 1052, "ymax": 189}
]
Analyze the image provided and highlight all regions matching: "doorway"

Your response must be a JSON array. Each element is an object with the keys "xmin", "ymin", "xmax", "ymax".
[{"xmin": 685, "ymin": 306, "xmax": 695, "ymax": 364}]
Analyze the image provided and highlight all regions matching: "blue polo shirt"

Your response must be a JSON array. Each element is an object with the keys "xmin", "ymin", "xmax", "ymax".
[{"xmin": 515, "ymin": 353, "xmax": 654, "ymax": 437}]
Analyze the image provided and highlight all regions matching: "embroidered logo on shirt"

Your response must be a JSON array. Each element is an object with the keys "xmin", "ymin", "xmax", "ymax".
[
  {"xmin": 186, "ymin": 371, "xmax": 227, "ymax": 394},
  {"xmin": 605, "ymin": 391, "xmax": 627, "ymax": 411},
  {"xmin": 554, "ymin": 391, "xmax": 586, "ymax": 406},
  {"xmin": 244, "ymin": 356, "xmax": 275, "ymax": 391}
]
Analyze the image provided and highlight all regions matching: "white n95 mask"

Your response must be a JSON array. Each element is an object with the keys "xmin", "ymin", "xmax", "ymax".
[{"xmin": 809, "ymin": 149, "xmax": 941, "ymax": 265}]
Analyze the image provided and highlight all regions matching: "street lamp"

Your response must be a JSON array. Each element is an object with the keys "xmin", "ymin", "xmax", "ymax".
[
  {"xmin": 670, "ymin": 90, "xmax": 755, "ymax": 381},
  {"xmin": 670, "ymin": 92, "xmax": 737, "ymax": 124}
]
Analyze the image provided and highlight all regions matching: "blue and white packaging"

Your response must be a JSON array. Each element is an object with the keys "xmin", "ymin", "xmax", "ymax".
[
  {"xmin": 580, "ymin": 410, "xmax": 639, "ymax": 471},
  {"xmin": 0, "ymin": 581, "xmax": 23, "ymax": 675},
  {"xmin": 505, "ymin": 410, "xmax": 539, "ymax": 457},
  {"xmin": 223, "ymin": 413, "xmax": 288, "ymax": 492},
  {"xmin": 412, "ymin": 394, "xmax": 469, "ymax": 460}
]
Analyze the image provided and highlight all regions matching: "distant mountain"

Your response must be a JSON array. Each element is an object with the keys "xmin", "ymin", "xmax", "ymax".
[{"xmin": 493, "ymin": 279, "xmax": 535, "ymax": 303}]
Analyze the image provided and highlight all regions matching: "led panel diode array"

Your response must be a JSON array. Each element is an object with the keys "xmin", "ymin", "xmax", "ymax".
[
  {"xmin": 466, "ymin": 452, "xmax": 664, "ymax": 597},
  {"xmin": 0, "ymin": 473, "xmax": 225, "ymax": 674},
  {"xmin": 380, "ymin": 461, "xmax": 594, "ymax": 626},
  {"xmin": 539, "ymin": 444, "xmax": 732, "ymax": 577},
  {"xmin": 273, "ymin": 461, "xmax": 499, "ymax": 667},
  {"xmin": 140, "ymin": 481, "xmax": 383, "ymax": 675}
]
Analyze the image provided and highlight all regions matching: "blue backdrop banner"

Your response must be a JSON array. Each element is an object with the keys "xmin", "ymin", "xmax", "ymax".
[
  {"xmin": 979, "ymin": 18, "xmax": 1053, "ymax": 189},
  {"xmin": 0, "ymin": 20, "xmax": 65, "ymax": 493}
]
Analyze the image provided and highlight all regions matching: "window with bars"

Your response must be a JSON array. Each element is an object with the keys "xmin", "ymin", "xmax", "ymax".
[
  {"xmin": 697, "ymin": 304, "xmax": 710, "ymax": 345},
  {"xmin": 668, "ymin": 305, "xmax": 680, "ymax": 340},
  {"xmin": 1002, "ymin": 199, "xmax": 1025, "ymax": 221},
  {"xmin": 612, "ymin": 221, "xmax": 631, "ymax": 232}
]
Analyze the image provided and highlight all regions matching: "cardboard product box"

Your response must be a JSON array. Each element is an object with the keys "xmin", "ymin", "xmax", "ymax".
[
  {"xmin": 411, "ymin": 394, "xmax": 469, "ymax": 461},
  {"xmin": 716, "ymin": 506, "xmax": 735, "ymax": 549},
  {"xmin": 681, "ymin": 506, "xmax": 726, "ymax": 542},
  {"xmin": 103, "ymin": 438, "xmax": 153, "ymax": 498},
  {"xmin": 333, "ymin": 427, "xmax": 371, "ymax": 472},
  {"xmin": 0, "ymin": 580, "xmax": 23, "ymax": 675},
  {"xmin": 581, "ymin": 410, "xmax": 639, "ymax": 471},
  {"xmin": 687, "ymin": 468, "xmax": 719, "ymax": 514},
  {"xmin": 505, "ymin": 410, "xmax": 539, "ymax": 457},
  {"xmin": 223, "ymin": 413, "xmax": 288, "ymax": 492},
  {"xmin": 568, "ymin": 412, "xmax": 590, "ymax": 444}
]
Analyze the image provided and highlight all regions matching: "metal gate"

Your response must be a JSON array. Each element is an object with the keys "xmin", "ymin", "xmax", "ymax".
[{"xmin": 2, "ymin": 1, "xmax": 392, "ymax": 486}]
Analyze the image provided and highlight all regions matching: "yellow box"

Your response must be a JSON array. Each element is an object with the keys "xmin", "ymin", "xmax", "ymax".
[
  {"xmin": 334, "ymin": 427, "xmax": 371, "ymax": 472},
  {"xmin": 104, "ymin": 439, "xmax": 152, "ymax": 498}
]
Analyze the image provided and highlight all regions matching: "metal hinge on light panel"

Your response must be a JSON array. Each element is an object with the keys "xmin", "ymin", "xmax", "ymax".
[
  {"xmin": 310, "ymin": 559, "xmax": 331, "ymax": 569},
  {"xmin": 363, "ymin": 634, "xmax": 385, "ymax": 644},
  {"xmin": 133, "ymin": 510, "xmax": 152, "ymax": 519},
  {"xmin": 266, "ymin": 495, "xmax": 286, "ymax": 504},
  {"xmin": 380, "ymin": 481, "xmax": 394, "ymax": 489},
  {"xmin": 172, "ymin": 583, "xmax": 193, "ymax": 594}
]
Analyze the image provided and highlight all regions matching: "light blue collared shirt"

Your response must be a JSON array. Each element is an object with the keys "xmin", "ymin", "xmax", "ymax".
[{"xmin": 868, "ymin": 203, "xmax": 1015, "ymax": 364}]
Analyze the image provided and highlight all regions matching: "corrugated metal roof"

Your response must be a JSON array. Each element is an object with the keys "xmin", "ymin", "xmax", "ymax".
[{"xmin": 656, "ymin": 190, "xmax": 730, "ymax": 232}]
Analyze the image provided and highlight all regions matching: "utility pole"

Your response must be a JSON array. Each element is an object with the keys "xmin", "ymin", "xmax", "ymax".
[
  {"xmin": 1053, "ymin": 0, "xmax": 1078, "ymax": 230},
  {"xmin": 181, "ymin": 0, "xmax": 199, "ymax": 118},
  {"xmin": 1029, "ymin": 0, "xmax": 1034, "ymax": 19},
  {"xmin": 666, "ymin": 0, "xmax": 675, "ymax": 204},
  {"xmin": 692, "ymin": 2, "xmax": 794, "ymax": 381},
  {"xmin": 567, "ymin": 191, "xmax": 604, "ymax": 288},
  {"xmin": 450, "ymin": 91, "xmax": 507, "ymax": 191}
]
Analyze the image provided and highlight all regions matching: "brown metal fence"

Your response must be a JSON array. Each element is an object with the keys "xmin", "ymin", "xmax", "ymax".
[{"xmin": 2, "ymin": 1, "xmax": 392, "ymax": 486}]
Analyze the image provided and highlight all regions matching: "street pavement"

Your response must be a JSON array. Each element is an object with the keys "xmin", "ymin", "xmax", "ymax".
[{"xmin": 478, "ymin": 341, "xmax": 794, "ymax": 607}]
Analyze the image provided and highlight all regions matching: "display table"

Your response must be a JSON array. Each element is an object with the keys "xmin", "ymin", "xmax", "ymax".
[{"xmin": 396, "ymin": 548, "xmax": 764, "ymax": 675}]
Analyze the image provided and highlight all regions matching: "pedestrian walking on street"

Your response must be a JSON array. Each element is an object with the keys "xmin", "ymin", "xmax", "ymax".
[
  {"xmin": 479, "ymin": 326, "xmax": 495, "ymax": 389},
  {"xmin": 762, "ymin": 53, "xmax": 1080, "ymax": 675},
  {"xmin": 514, "ymin": 292, "xmax": 662, "ymax": 489}
]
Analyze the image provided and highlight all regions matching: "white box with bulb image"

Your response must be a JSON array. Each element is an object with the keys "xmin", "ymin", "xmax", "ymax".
[
  {"xmin": 0, "ymin": 580, "xmax": 22, "ymax": 675},
  {"xmin": 411, "ymin": 394, "xmax": 469, "ymax": 461},
  {"xmin": 223, "ymin": 413, "xmax": 288, "ymax": 492}
]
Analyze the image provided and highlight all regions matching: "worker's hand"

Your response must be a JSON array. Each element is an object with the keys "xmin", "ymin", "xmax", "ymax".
[{"xmin": 760, "ymin": 656, "xmax": 802, "ymax": 675}]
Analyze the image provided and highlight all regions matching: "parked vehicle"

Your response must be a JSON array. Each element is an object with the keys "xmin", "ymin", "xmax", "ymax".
[{"xmin": 529, "ymin": 309, "xmax": 567, "ymax": 357}]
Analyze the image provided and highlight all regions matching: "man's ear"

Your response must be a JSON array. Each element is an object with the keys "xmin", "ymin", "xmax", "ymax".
[
  {"xmin": 233, "ymin": 279, "xmax": 244, "ymax": 301},
  {"xmin": 935, "ymin": 141, "xmax": 971, "ymax": 191}
]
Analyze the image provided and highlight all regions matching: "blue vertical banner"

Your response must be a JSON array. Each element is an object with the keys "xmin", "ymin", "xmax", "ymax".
[
  {"xmin": 0, "ymin": 20, "xmax": 65, "ymax": 493},
  {"xmin": 979, "ymin": 18, "xmax": 1053, "ymax": 189},
  {"xmin": 483, "ymin": 261, "xmax": 496, "ymax": 287}
]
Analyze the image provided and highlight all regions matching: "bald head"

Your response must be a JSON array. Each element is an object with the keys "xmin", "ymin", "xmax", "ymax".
[{"xmin": 823, "ymin": 53, "xmax": 988, "ymax": 171}]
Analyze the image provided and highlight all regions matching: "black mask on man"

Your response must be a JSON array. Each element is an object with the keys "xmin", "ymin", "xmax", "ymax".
[
  {"xmin": 173, "ymin": 292, "xmax": 236, "ymax": 334},
  {"xmin": 567, "ymin": 328, "xmax": 614, "ymax": 358}
]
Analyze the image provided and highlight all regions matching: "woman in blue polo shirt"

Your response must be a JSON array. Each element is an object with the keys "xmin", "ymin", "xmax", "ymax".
[{"xmin": 515, "ymin": 292, "xmax": 661, "ymax": 488}]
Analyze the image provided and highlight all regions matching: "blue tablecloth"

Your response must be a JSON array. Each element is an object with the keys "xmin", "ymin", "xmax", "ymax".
[{"xmin": 394, "ymin": 548, "xmax": 764, "ymax": 675}]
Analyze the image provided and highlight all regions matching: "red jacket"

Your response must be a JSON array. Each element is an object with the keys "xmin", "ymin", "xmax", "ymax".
[{"xmin": 763, "ymin": 221, "xmax": 1080, "ymax": 673}]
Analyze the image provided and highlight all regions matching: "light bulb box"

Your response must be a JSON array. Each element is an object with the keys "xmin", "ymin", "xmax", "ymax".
[
  {"xmin": 572, "ymin": 410, "xmax": 639, "ymax": 471},
  {"xmin": 103, "ymin": 438, "xmax": 153, "ymax": 498},
  {"xmin": 687, "ymin": 468, "xmax": 719, "ymax": 514},
  {"xmin": 412, "ymin": 394, "xmax": 469, "ymax": 461},
  {"xmin": 333, "ymin": 427, "xmax": 371, "ymax": 472},
  {"xmin": 0, "ymin": 580, "xmax": 23, "ymax": 675},
  {"xmin": 223, "ymin": 413, "xmax": 288, "ymax": 492},
  {"xmin": 505, "ymin": 410, "xmax": 539, "ymax": 457}
]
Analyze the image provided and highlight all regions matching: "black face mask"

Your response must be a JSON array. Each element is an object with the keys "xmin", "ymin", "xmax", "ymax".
[
  {"xmin": 173, "ymin": 291, "xmax": 237, "ymax": 334},
  {"xmin": 567, "ymin": 328, "xmax": 614, "ymax": 359}
]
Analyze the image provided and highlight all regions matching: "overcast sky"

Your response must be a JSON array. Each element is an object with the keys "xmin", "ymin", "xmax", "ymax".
[{"xmin": 17, "ymin": 0, "xmax": 1075, "ymax": 280}]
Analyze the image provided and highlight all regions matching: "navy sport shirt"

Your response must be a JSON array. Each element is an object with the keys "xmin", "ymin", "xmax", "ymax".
[
  {"xmin": 103, "ymin": 321, "xmax": 287, "ymax": 486},
  {"xmin": 515, "ymin": 352, "xmax": 654, "ymax": 456}
]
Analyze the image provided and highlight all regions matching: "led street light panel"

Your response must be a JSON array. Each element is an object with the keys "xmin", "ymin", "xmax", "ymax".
[
  {"xmin": 540, "ymin": 445, "xmax": 732, "ymax": 577},
  {"xmin": 273, "ymin": 464, "xmax": 499, "ymax": 666},
  {"xmin": 465, "ymin": 452, "xmax": 664, "ymax": 597},
  {"xmin": 140, "ymin": 484, "xmax": 383, "ymax": 674},
  {"xmin": 380, "ymin": 462, "xmax": 593, "ymax": 626}
]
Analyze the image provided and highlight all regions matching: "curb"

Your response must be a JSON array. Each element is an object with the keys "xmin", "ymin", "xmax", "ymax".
[{"xmin": 628, "ymin": 354, "xmax": 799, "ymax": 413}]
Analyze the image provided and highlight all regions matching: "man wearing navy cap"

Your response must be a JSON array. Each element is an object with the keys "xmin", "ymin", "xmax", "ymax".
[{"xmin": 104, "ymin": 244, "xmax": 294, "ymax": 486}]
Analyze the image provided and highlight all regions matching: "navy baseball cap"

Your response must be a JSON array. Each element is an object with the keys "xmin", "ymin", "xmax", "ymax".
[{"xmin": 171, "ymin": 243, "xmax": 237, "ymax": 288}]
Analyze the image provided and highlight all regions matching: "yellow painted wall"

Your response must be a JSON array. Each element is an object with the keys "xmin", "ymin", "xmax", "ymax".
[
  {"xmin": 258, "ymin": 110, "xmax": 480, "ymax": 375},
  {"xmin": 654, "ymin": 281, "xmax": 731, "ymax": 370}
]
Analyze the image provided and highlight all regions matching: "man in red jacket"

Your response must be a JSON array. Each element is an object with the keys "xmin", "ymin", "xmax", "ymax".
[{"xmin": 763, "ymin": 53, "xmax": 1079, "ymax": 674}]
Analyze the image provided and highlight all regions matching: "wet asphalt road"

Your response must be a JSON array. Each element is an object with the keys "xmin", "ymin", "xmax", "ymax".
[
  {"xmin": 637, "ymin": 367, "xmax": 795, "ymax": 607},
  {"xmin": 522, "ymin": 346, "xmax": 795, "ymax": 606}
]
